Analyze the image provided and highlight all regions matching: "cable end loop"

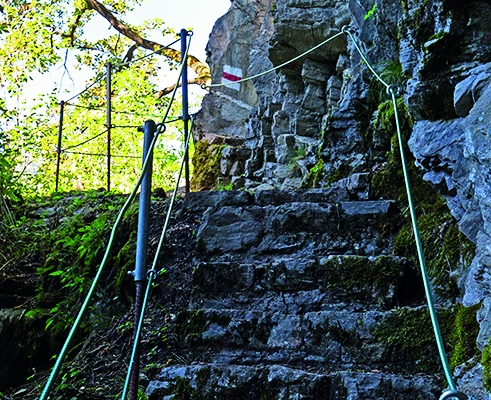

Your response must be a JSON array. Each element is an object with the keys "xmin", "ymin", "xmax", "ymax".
[
  {"xmin": 147, "ymin": 269, "xmax": 157, "ymax": 280},
  {"xmin": 439, "ymin": 389, "xmax": 468, "ymax": 400},
  {"xmin": 341, "ymin": 25, "xmax": 351, "ymax": 34},
  {"xmin": 156, "ymin": 123, "xmax": 166, "ymax": 135},
  {"xmin": 387, "ymin": 84, "xmax": 403, "ymax": 98}
]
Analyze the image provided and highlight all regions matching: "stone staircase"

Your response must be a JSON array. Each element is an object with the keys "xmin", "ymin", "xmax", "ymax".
[{"xmin": 146, "ymin": 188, "xmax": 447, "ymax": 399}]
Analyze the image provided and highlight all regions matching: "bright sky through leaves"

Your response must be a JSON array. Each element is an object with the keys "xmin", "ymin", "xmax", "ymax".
[{"xmin": 23, "ymin": 0, "xmax": 231, "ymax": 103}]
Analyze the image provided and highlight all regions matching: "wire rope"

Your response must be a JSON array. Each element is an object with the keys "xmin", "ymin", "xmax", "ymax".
[
  {"xmin": 65, "ymin": 102, "xmax": 164, "ymax": 118},
  {"xmin": 203, "ymin": 31, "xmax": 345, "ymax": 89},
  {"xmin": 38, "ymin": 33, "xmax": 192, "ymax": 400},
  {"xmin": 61, "ymin": 129, "xmax": 108, "ymax": 151},
  {"xmin": 118, "ymin": 38, "xmax": 181, "ymax": 68},
  {"xmin": 63, "ymin": 37, "xmax": 181, "ymax": 103},
  {"xmin": 120, "ymin": 119, "xmax": 194, "ymax": 400},
  {"xmin": 390, "ymin": 86, "xmax": 457, "ymax": 391},
  {"xmin": 344, "ymin": 28, "xmax": 465, "ymax": 397},
  {"xmin": 120, "ymin": 31, "xmax": 193, "ymax": 400}
]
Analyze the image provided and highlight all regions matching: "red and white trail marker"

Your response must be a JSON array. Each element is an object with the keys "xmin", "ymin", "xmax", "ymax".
[{"xmin": 221, "ymin": 65, "xmax": 242, "ymax": 91}]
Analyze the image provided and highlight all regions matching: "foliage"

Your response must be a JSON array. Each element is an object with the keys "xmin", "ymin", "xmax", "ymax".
[
  {"xmin": 372, "ymin": 306, "xmax": 456, "ymax": 372},
  {"xmin": 482, "ymin": 339, "xmax": 491, "ymax": 391},
  {"xmin": 0, "ymin": 0, "xmax": 201, "ymax": 199},
  {"xmin": 18, "ymin": 191, "xmax": 138, "ymax": 335},
  {"xmin": 364, "ymin": 3, "xmax": 376, "ymax": 20}
]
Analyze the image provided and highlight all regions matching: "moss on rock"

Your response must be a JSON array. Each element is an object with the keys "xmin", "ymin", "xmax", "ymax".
[
  {"xmin": 450, "ymin": 303, "xmax": 480, "ymax": 369},
  {"xmin": 372, "ymin": 306, "xmax": 455, "ymax": 373},
  {"xmin": 371, "ymin": 98, "xmax": 475, "ymax": 300},
  {"xmin": 190, "ymin": 140, "xmax": 227, "ymax": 191},
  {"xmin": 322, "ymin": 256, "xmax": 405, "ymax": 305}
]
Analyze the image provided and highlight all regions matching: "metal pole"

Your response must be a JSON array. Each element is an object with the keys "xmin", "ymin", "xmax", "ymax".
[
  {"xmin": 180, "ymin": 29, "xmax": 190, "ymax": 193},
  {"xmin": 106, "ymin": 62, "xmax": 112, "ymax": 191},
  {"xmin": 129, "ymin": 120, "xmax": 155, "ymax": 400},
  {"xmin": 55, "ymin": 100, "xmax": 65, "ymax": 192}
]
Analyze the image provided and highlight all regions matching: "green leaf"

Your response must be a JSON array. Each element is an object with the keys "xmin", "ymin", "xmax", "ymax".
[{"xmin": 364, "ymin": 3, "xmax": 376, "ymax": 20}]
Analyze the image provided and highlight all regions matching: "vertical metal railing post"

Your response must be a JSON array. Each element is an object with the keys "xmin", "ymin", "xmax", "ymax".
[
  {"xmin": 106, "ymin": 62, "xmax": 112, "ymax": 191},
  {"xmin": 55, "ymin": 100, "xmax": 65, "ymax": 192},
  {"xmin": 129, "ymin": 120, "xmax": 155, "ymax": 400},
  {"xmin": 180, "ymin": 29, "xmax": 190, "ymax": 192}
]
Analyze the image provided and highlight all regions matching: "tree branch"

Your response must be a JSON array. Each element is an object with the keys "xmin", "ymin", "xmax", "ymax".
[
  {"xmin": 155, "ymin": 78, "xmax": 205, "ymax": 98},
  {"xmin": 85, "ymin": 0, "xmax": 211, "ymax": 86}
]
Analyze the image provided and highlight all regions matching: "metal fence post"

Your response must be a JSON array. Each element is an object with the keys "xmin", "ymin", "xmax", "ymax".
[
  {"xmin": 129, "ymin": 120, "xmax": 155, "ymax": 400},
  {"xmin": 180, "ymin": 29, "xmax": 190, "ymax": 192},
  {"xmin": 55, "ymin": 100, "xmax": 65, "ymax": 192},
  {"xmin": 106, "ymin": 62, "xmax": 112, "ymax": 191}
]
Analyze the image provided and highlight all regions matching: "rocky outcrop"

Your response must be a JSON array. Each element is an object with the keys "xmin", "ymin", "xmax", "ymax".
[
  {"xmin": 146, "ymin": 189, "xmax": 452, "ymax": 399},
  {"xmin": 189, "ymin": 0, "xmax": 491, "ymax": 396}
]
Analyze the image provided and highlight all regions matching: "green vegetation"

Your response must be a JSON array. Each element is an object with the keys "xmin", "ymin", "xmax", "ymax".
[
  {"xmin": 450, "ymin": 303, "xmax": 480, "ymax": 369},
  {"xmin": 482, "ymin": 340, "xmax": 491, "ymax": 390},
  {"xmin": 13, "ymin": 192, "xmax": 138, "ymax": 335},
  {"xmin": 0, "ymin": 0, "xmax": 209, "ymax": 200},
  {"xmin": 372, "ymin": 306, "xmax": 456, "ymax": 372},
  {"xmin": 190, "ymin": 140, "xmax": 227, "ymax": 191},
  {"xmin": 322, "ymin": 256, "xmax": 405, "ymax": 305},
  {"xmin": 364, "ymin": 3, "xmax": 377, "ymax": 20}
]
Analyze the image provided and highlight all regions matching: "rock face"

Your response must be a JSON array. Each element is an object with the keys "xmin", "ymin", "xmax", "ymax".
[
  {"xmin": 187, "ymin": 0, "xmax": 491, "ymax": 396},
  {"xmin": 146, "ymin": 190, "xmax": 448, "ymax": 399}
]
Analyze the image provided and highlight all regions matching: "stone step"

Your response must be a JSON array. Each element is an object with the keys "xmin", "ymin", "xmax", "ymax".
[
  {"xmin": 195, "ymin": 199, "xmax": 399, "ymax": 257},
  {"xmin": 184, "ymin": 187, "xmax": 351, "ymax": 214},
  {"xmin": 191, "ymin": 255, "xmax": 424, "ymax": 309},
  {"xmin": 167, "ymin": 305, "xmax": 452, "ymax": 376},
  {"xmin": 145, "ymin": 363, "xmax": 440, "ymax": 399}
]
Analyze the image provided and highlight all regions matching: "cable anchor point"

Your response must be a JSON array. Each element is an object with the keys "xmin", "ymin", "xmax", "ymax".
[
  {"xmin": 156, "ymin": 123, "xmax": 166, "ymax": 135},
  {"xmin": 439, "ymin": 389, "xmax": 468, "ymax": 400},
  {"xmin": 387, "ymin": 84, "xmax": 403, "ymax": 98},
  {"xmin": 147, "ymin": 269, "xmax": 158, "ymax": 280}
]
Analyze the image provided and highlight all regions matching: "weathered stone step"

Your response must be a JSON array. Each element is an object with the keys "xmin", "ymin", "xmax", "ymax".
[
  {"xmin": 195, "ymin": 199, "xmax": 399, "ymax": 257},
  {"xmin": 192, "ymin": 255, "xmax": 424, "ymax": 309},
  {"xmin": 168, "ymin": 305, "xmax": 451, "ymax": 376},
  {"xmin": 184, "ymin": 187, "xmax": 351, "ymax": 213},
  {"xmin": 145, "ymin": 363, "xmax": 440, "ymax": 399}
]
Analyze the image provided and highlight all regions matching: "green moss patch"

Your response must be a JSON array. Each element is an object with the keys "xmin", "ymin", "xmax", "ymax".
[
  {"xmin": 190, "ymin": 140, "xmax": 226, "ymax": 191},
  {"xmin": 371, "ymin": 98, "xmax": 475, "ymax": 300},
  {"xmin": 372, "ymin": 306, "xmax": 455, "ymax": 373},
  {"xmin": 450, "ymin": 303, "xmax": 480, "ymax": 369},
  {"xmin": 322, "ymin": 256, "xmax": 406, "ymax": 305}
]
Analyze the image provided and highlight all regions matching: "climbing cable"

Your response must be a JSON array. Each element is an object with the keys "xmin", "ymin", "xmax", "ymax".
[
  {"xmin": 38, "ymin": 33, "xmax": 193, "ymax": 400},
  {"xmin": 120, "ymin": 31, "xmax": 194, "ymax": 400},
  {"xmin": 39, "ymin": 129, "xmax": 160, "ymax": 400},
  {"xmin": 120, "ymin": 118, "xmax": 194, "ymax": 400},
  {"xmin": 343, "ymin": 28, "xmax": 464, "ymax": 397},
  {"xmin": 203, "ymin": 30, "xmax": 345, "ymax": 89},
  {"xmin": 118, "ymin": 38, "xmax": 181, "ymax": 68},
  {"xmin": 343, "ymin": 27, "xmax": 389, "ymax": 90},
  {"xmin": 64, "ymin": 37, "xmax": 181, "ymax": 103},
  {"xmin": 390, "ymin": 86, "xmax": 457, "ymax": 393},
  {"xmin": 61, "ymin": 128, "xmax": 108, "ymax": 151},
  {"xmin": 65, "ymin": 102, "xmax": 164, "ymax": 118}
]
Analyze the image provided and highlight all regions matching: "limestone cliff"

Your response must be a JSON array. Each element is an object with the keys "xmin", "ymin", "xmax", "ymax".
[{"xmin": 191, "ymin": 0, "xmax": 491, "ymax": 397}]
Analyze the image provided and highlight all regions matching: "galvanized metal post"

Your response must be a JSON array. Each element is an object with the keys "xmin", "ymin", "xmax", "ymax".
[
  {"xmin": 106, "ymin": 62, "xmax": 112, "ymax": 191},
  {"xmin": 55, "ymin": 100, "xmax": 65, "ymax": 192},
  {"xmin": 180, "ymin": 29, "xmax": 190, "ymax": 192},
  {"xmin": 129, "ymin": 120, "xmax": 155, "ymax": 400}
]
